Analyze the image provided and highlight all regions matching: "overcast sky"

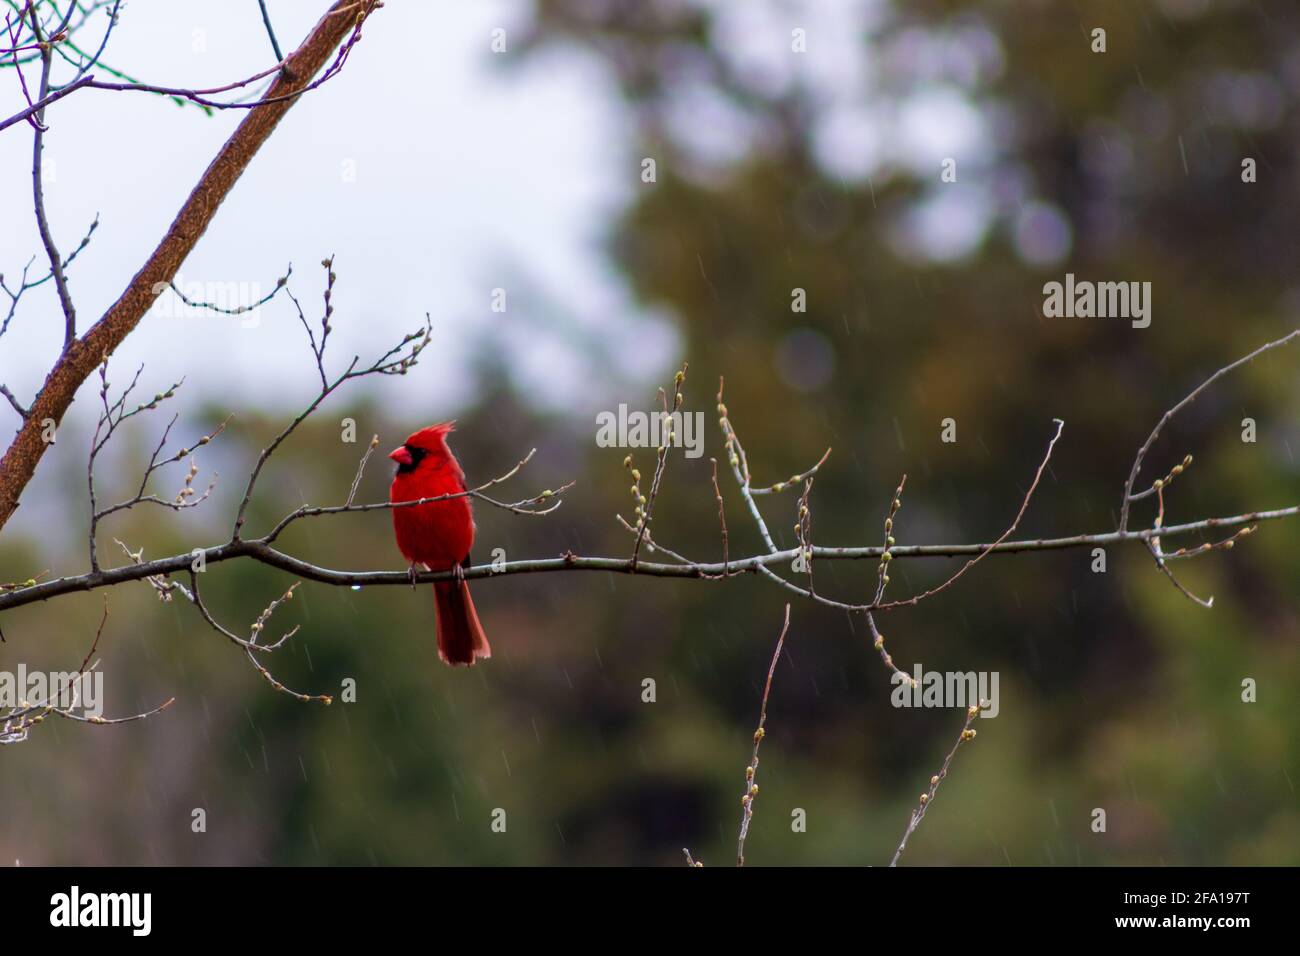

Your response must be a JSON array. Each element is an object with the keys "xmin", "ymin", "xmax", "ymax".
[
  {"xmin": 0, "ymin": 0, "xmax": 1014, "ymax": 548},
  {"xmin": 0, "ymin": 0, "xmax": 678, "ymax": 421}
]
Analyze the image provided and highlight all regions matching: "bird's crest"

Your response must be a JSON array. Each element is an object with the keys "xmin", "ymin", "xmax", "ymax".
[{"xmin": 404, "ymin": 421, "xmax": 455, "ymax": 451}]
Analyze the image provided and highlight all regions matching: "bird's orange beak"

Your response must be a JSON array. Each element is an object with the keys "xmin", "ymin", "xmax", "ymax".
[{"xmin": 388, "ymin": 445, "xmax": 413, "ymax": 467}]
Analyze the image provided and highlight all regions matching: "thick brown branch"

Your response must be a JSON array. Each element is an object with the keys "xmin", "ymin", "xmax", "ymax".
[{"xmin": 0, "ymin": 0, "xmax": 382, "ymax": 533}]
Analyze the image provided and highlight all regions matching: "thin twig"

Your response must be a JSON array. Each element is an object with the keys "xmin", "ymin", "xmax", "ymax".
[
  {"xmin": 0, "ymin": 383, "xmax": 27, "ymax": 417},
  {"xmin": 1, "ymin": 593, "xmax": 173, "ymax": 745},
  {"xmin": 27, "ymin": 0, "xmax": 78, "ymax": 343},
  {"xmin": 875, "ymin": 419, "xmax": 1064, "ymax": 611},
  {"xmin": 737, "ymin": 603, "xmax": 790, "ymax": 867},
  {"xmin": 890, "ymin": 703, "xmax": 981, "ymax": 866},
  {"xmin": 709, "ymin": 458, "xmax": 730, "ymax": 577},
  {"xmin": 346, "ymin": 434, "xmax": 380, "ymax": 506},
  {"xmin": 1119, "ymin": 329, "xmax": 1300, "ymax": 530},
  {"xmin": 866, "ymin": 476, "xmax": 912, "ymax": 683},
  {"xmin": 0, "ymin": 0, "xmax": 378, "ymax": 133},
  {"xmin": 257, "ymin": 0, "xmax": 285, "ymax": 62},
  {"xmin": 631, "ymin": 364, "xmax": 687, "ymax": 568}
]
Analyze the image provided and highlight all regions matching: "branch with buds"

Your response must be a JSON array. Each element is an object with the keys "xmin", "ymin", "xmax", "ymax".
[
  {"xmin": 0, "ymin": 244, "xmax": 1294, "ymax": 860},
  {"xmin": 6, "ymin": 260, "xmax": 569, "ymax": 706},
  {"xmin": 0, "ymin": 0, "xmax": 381, "ymax": 134},
  {"xmin": 666, "ymin": 330, "xmax": 1297, "ymax": 864},
  {"xmin": 890, "ymin": 704, "xmax": 982, "ymax": 867},
  {"xmin": 1, "ymin": 597, "xmax": 173, "ymax": 746},
  {"xmin": 0, "ymin": 0, "xmax": 385, "ymax": 536},
  {"xmin": 3, "ymin": 332, "xmax": 1296, "ymax": 618}
]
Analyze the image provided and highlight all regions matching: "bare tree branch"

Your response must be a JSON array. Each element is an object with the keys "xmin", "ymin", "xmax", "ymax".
[
  {"xmin": 1119, "ymin": 329, "xmax": 1300, "ymax": 531},
  {"xmin": 0, "ymin": 0, "xmax": 377, "ymax": 133},
  {"xmin": 0, "ymin": 0, "xmax": 384, "ymax": 533},
  {"xmin": 874, "ymin": 418, "xmax": 1064, "ymax": 611},
  {"xmin": 1, "ymin": 595, "xmax": 174, "ymax": 746},
  {"xmin": 2, "ymin": 505, "xmax": 1295, "ymax": 616}
]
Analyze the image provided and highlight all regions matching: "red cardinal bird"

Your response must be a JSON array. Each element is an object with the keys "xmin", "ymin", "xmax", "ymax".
[{"xmin": 389, "ymin": 423, "xmax": 490, "ymax": 666}]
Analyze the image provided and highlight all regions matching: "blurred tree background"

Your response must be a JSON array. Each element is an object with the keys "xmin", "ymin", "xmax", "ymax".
[{"xmin": 2, "ymin": 0, "xmax": 1298, "ymax": 864}]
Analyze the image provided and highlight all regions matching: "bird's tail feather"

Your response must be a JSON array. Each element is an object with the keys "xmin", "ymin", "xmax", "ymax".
[{"xmin": 433, "ymin": 579, "xmax": 490, "ymax": 666}]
